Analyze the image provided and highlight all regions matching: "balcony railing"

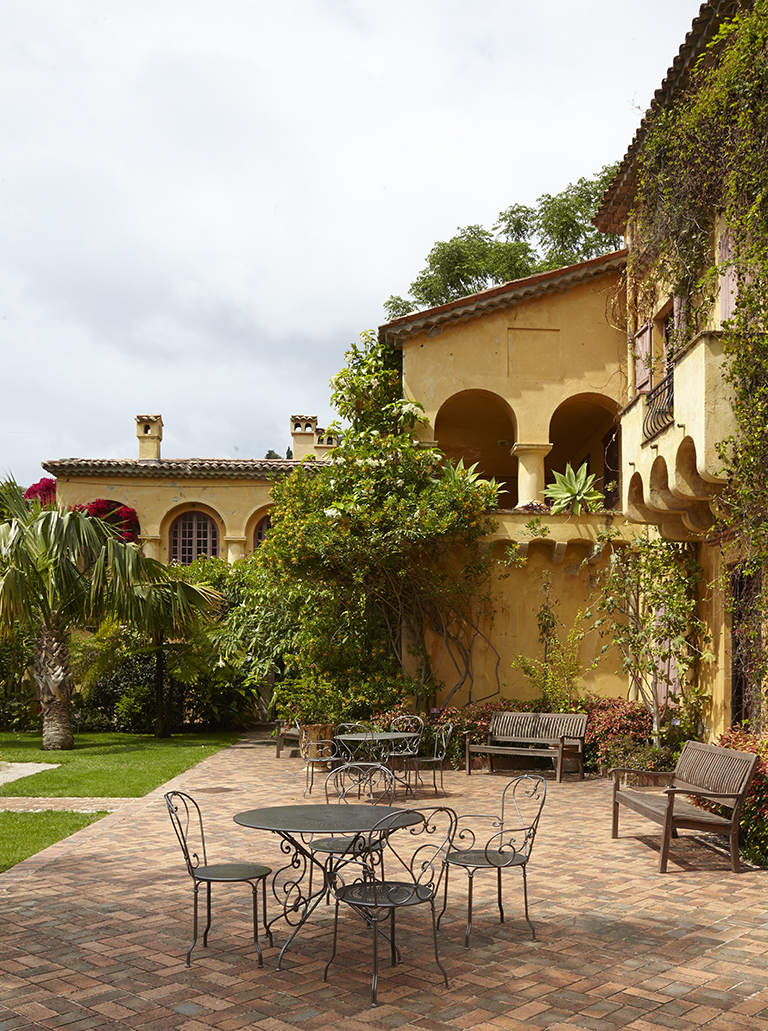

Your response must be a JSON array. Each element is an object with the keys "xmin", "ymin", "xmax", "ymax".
[{"xmin": 642, "ymin": 369, "xmax": 675, "ymax": 440}]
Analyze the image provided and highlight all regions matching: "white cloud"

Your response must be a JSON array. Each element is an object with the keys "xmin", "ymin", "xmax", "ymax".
[{"xmin": 0, "ymin": 0, "xmax": 699, "ymax": 485}]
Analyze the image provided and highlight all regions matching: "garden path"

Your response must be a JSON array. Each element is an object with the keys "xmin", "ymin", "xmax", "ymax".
[{"xmin": 2, "ymin": 732, "xmax": 768, "ymax": 1030}]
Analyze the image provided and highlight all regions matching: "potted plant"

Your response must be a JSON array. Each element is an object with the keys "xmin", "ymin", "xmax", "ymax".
[{"xmin": 270, "ymin": 674, "xmax": 344, "ymax": 760}]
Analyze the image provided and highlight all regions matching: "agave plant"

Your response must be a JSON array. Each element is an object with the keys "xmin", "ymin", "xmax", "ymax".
[{"xmin": 543, "ymin": 462, "xmax": 604, "ymax": 516}]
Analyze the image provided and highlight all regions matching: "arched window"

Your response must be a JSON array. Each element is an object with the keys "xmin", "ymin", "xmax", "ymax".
[
  {"xmin": 170, "ymin": 512, "xmax": 219, "ymax": 564},
  {"xmin": 254, "ymin": 515, "xmax": 271, "ymax": 547}
]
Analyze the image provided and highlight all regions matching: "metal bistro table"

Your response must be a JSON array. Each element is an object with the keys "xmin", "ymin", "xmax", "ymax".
[
  {"xmin": 336, "ymin": 731, "xmax": 419, "ymax": 761},
  {"xmin": 233, "ymin": 803, "xmax": 418, "ymax": 968}
]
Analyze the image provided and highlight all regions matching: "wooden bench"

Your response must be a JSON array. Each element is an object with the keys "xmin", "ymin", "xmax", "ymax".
[
  {"xmin": 465, "ymin": 712, "xmax": 588, "ymax": 783},
  {"xmin": 611, "ymin": 739, "xmax": 759, "ymax": 873},
  {"xmin": 275, "ymin": 721, "xmax": 300, "ymax": 758}
]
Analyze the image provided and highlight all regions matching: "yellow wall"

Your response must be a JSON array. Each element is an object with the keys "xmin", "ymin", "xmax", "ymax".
[
  {"xmin": 53, "ymin": 472, "xmax": 274, "ymax": 564},
  {"xmin": 390, "ymin": 266, "xmax": 632, "ymax": 707}
]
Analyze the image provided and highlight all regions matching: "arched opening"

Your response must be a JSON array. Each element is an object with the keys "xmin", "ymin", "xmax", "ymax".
[
  {"xmin": 169, "ymin": 511, "xmax": 220, "ymax": 565},
  {"xmin": 547, "ymin": 394, "xmax": 620, "ymax": 508},
  {"xmin": 254, "ymin": 515, "xmax": 271, "ymax": 547},
  {"xmin": 434, "ymin": 390, "xmax": 518, "ymax": 506}
]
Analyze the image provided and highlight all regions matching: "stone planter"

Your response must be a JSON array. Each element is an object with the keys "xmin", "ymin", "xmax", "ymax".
[{"xmin": 299, "ymin": 723, "xmax": 335, "ymax": 761}]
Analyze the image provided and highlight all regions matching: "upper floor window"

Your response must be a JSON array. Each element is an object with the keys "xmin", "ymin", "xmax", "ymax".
[
  {"xmin": 170, "ymin": 511, "xmax": 219, "ymax": 565},
  {"xmin": 254, "ymin": 515, "xmax": 271, "ymax": 547}
]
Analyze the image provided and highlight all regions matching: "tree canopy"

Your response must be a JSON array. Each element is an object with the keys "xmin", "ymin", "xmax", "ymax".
[{"xmin": 384, "ymin": 165, "xmax": 622, "ymax": 318}]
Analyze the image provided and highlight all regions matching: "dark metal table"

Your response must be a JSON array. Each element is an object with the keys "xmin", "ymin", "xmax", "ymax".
[{"xmin": 234, "ymin": 803, "xmax": 417, "ymax": 967}]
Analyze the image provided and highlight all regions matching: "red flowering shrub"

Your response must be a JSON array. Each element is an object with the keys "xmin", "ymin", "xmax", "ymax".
[
  {"xmin": 712, "ymin": 726, "xmax": 768, "ymax": 865},
  {"xmin": 76, "ymin": 499, "xmax": 140, "ymax": 542},
  {"xmin": 578, "ymin": 695, "xmax": 669, "ymax": 771},
  {"xmin": 24, "ymin": 477, "xmax": 56, "ymax": 506}
]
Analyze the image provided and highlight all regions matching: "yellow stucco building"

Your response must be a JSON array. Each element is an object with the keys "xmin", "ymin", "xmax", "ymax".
[
  {"xmin": 379, "ymin": 251, "xmax": 632, "ymax": 704},
  {"xmin": 46, "ymin": 414, "xmax": 336, "ymax": 565}
]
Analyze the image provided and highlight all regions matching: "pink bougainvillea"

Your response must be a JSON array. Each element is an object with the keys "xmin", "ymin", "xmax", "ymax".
[
  {"xmin": 71, "ymin": 498, "xmax": 141, "ymax": 542},
  {"xmin": 24, "ymin": 477, "xmax": 57, "ymax": 506}
]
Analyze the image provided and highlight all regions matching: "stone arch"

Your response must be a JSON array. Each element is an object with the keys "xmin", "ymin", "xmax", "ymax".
[
  {"xmin": 160, "ymin": 502, "xmax": 226, "ymax": 566},
  {"xmin": 674, "ymin": 436, "xmax": 717, "ymax": 499},
  {"xmin": 434, "ymin": 390, "xmax": 518, "ymax": 506},
  {"xmin": 546, "ymin": 392, "xmax": 620, "ymax": 506}
]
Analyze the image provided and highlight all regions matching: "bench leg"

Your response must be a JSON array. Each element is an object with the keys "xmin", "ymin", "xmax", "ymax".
[
  {"xmin": 611, "ymin": 795, "xmax": 620, "ymax": 839},
  {"xmin": 729, "ymin": 823, "xmax": 742, "ymax": 873},
  {"xmin": 465, "ymin": 736, "xmax": 471, "ymax": 776},
  {"xmin": 659, "ymin": 801, "xmax": 675, "ymax": 873}
]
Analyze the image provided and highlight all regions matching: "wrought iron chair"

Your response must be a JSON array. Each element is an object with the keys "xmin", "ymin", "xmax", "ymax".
[
  {"xmin": 335, "ymin": 722, "xmax": 375, "ymax": 762},
  {"xmin": 323, "ymin": 805, "xmax": 457, "ymax": 1007},
  {"xmin": 438, "ymin": 774, "xmax": 546, "ymax": 947},
  {"xmin": 299, "ymin": 727, "xmax": 339, "ymax": 796},
  {"xmin": 405, "ymin": 723, "xmax": 453, "ymax": 798},
  {"xmin": 308, "ymin": 763, "xmax": 396, "ymax": 873},
  {"xmin": 164, "ymin": 791, "xmax": 272, "ymax": 966},
  {"xmin": 387, "ymin": 714, "xmax": 424, "ymax": 765}
]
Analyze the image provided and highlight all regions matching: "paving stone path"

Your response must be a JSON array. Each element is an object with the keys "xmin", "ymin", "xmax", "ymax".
[{"xmin": 3, "ymin": 732, "xmax": 768, "ymax": 1030}]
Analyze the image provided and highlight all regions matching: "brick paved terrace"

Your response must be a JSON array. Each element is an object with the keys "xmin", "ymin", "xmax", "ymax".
[{"xmin": 3, "ymin": 733, "xmax": 768, "ymax": 1031}]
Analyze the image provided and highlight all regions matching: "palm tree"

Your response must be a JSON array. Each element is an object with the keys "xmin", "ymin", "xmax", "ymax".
[{"xmin": 0, "ymin": 481, "xmax": 220, "ymax": 750}]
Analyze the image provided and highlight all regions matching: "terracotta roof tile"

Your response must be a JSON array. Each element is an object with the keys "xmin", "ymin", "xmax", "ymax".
[
  {"xmin": 378, "ymin": 249, "xmax": 627, "ymax": 347},
  {"xmin": 42, "ymin": 457, "xmax": 300, "ymax": 480}
]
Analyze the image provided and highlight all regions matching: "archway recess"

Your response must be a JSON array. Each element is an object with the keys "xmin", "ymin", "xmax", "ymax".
[
  {"xmin": 434, "ymin": 390, "xmax": 518, "ymax": 506},
  {"xmin": 547, "ymin": 393, "xmax": 620, "ymax": 506}
]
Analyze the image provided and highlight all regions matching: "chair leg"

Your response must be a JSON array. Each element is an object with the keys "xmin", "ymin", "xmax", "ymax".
[
  {"xmin": 465, "ymin": 871, "xmax": 474, "ymax": 949},
  {"xmin": 521, "ymin": 865, "xmax": 535, "ymax": 941},
  {"xmin": 437, "ymin": 863, "xmax": 449, "ymax": 928},
  {"xmin": 390, "ymin": 908, "xmax": 397, "ymax": 967},
  {"xmin": 431, "ymin": 901, "xmax": 449, "ymax": 988},
  {"xmin": 203, "ymin": 881, "xmax": 212, "ymax": 946},
  {"xmin": 322, "ymin": 901, "xmax": 340, "ymax": 983},
  {"xmin": 262, "ymin": 877, "xmax": 273, "ymax": 947},
  {"xmin": 187, "ymin": 881, "xmax": 201, "ymax": 966},
  {"xmin": 371, "ymin": 910, "xmax": 380, "ymax": 1007},
  {"xmin": 497, "ymin": 866, "xmax": 505, "ymax": 924},
  {"xmin": 251, "ymin": 883, "xmax": 263, "ymax": 967}
]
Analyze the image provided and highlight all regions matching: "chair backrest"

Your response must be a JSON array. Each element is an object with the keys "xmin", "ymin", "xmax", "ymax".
[
  {"xmin": 432, "ymin": 723, "xmax": 453, "ymax": 760},
  {"xmin": 299, "ymin": 728, "xmax": 337, "ymax": 763},
  {"xmin": 335, "ymin": 722, "xmax": 373, "ymax": 761},
  {"xmin": 324, "ymin": 762, "xmax": 396, "ymax": 806},
  {"xmin": 332, "ymin": 805, "xmax": 457, "ymax": 906},
  {"xmin": 165, "ymin": 791, "xmax": 207, "ymax": 877},
  {"xmin": 452, "ymin": 774, "xmax": 546, "ymax": 866},
  {"xmin": 498, "ymin": 774, "xmax": 547, "ymax": 861},
  {"xmin": 388, "ymin": 714, "xmax": 424, "ymax": 755}
]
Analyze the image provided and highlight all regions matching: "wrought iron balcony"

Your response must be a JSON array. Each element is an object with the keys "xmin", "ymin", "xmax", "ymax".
[{"xmin": 642, "ymin": 369, "xmax": 675, "ymax": 440}]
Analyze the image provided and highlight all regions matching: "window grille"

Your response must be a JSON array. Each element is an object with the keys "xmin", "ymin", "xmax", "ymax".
[{"xmin": 170, "ymin": 512, "xmax": 219, "ymax": 564}]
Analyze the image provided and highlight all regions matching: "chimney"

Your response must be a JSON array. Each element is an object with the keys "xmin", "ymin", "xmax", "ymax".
[
  {"xmin": 136, "ymin": 414, "xmax": 163, "ymax": 460},
  {"xmin": 290, "ymin": 415, "xmax": 318, "ymax": 461}
]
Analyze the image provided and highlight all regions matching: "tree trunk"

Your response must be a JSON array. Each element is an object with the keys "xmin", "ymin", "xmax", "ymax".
[{"xmin": 32, "ymin": 624, "xmax": 74, "ymax": 751}]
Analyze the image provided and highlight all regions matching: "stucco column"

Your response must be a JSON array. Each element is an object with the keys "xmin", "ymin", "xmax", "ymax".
[
  {"xmin": 512, "ymin": 443, "xmax": 553, "ymax": 507},
  {"xmin": 140, "ymin": 535, "xmax": 162, "ymax": 561},
  {"xmin": 224, "ymin": 537, "xmax": 247, "ymax": 563}
]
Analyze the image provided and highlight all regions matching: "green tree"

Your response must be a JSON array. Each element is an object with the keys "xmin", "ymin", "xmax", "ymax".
[
  {"xmin": 385, "ymin": 165, "xmax": 621, "ymax": 317},
  {"xmin": 255, "ymin": 331, "xmax": 503, "ymax": 709},
  {"xmin": 0, "ymin": 481, "xmax": 220, "ymax": 749}
]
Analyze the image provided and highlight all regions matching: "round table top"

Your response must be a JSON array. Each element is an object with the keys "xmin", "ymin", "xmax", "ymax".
[{"xmin": 233, "ymin": 803, "xmax": 418, "ymax": 835}]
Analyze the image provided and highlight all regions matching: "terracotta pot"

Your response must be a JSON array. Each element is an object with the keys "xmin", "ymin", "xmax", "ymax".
[{"xmin": 299, "ymin": 723, "xmax": 335, "ymax": 761}]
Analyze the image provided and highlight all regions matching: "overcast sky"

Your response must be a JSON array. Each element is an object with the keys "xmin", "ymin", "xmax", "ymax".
[{"xmin": 1, "ymin": 0, "xmax": 699, "ymax": 487}]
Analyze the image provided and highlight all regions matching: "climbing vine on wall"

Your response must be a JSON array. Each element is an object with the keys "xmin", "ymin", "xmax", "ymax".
[{"xmin": 628, "ymin": 0, "xmax": 768, "ymax": 714}]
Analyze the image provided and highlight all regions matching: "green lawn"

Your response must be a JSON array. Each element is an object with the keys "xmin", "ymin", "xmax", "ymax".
[
  {"xmin": 0, "ymin": 810, "xmax": 110, "ymax": 874},
  {"xmin": 0, "ymin": 731, "xmax": 239, "ymax": 797}
]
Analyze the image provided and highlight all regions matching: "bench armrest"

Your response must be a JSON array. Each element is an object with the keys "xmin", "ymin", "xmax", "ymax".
[{"xmin": 610, "ymin": 766, "xmax": 674, "ymax": 781}]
